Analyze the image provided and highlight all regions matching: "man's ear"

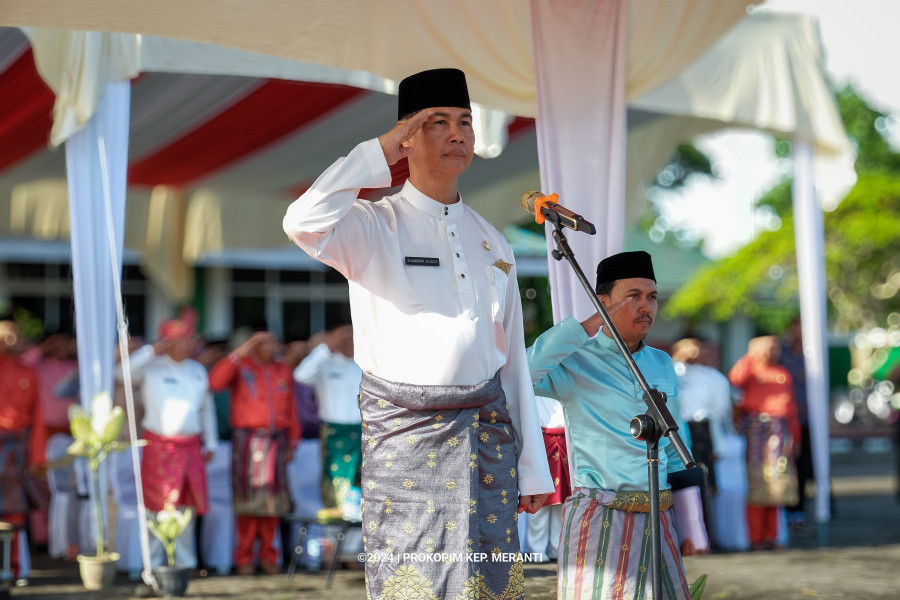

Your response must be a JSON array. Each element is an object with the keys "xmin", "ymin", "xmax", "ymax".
[{"xmin": 597, "ymin": 294, "xmax": 609, "ymax": 307}]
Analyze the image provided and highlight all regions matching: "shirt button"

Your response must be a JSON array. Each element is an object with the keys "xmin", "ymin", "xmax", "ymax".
[
  {"xmin": 444, "ymin": 207, "xmax": 449, "ymax": 215},
  {"xmin": 461, "ymin": 274, "xmax": 466, "ymax": 278},
  {"xmin": 450, "ymin": 232, "xmax": 455, "ymax": 236},
  {"xmin": 456, "ymin": 253, "xmax": 460, "ymax": 257}
]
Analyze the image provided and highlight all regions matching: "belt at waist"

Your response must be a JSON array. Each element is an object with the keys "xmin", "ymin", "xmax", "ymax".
[
  {"xmin": 572, "ymin": 486, "xmax": 674, "ymax": 513},
  {"xmin": 359, "ymin": 370, "xmax": 502, "ymax": 411}
]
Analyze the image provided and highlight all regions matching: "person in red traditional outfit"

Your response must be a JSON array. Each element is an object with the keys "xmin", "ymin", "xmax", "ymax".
[
  {"xmin": 209, "ymin": 329, "xmax": 300, "ymax": 575},
  {"xmin": 0, "ymin": 318, "xmax": 45, "ymax": 579},
  {"xmin": 26, "ymin": 331, "xmax": 78, "ymax": 553},
  {"xmin": 526, "ymin": 396, "xmax": 571, "ymax": 562},
  {"xmin": 120, "ymin": 318, "xmax": 217, "ymax": 568},
  {"xmin": 729, "ymin": 335, "xmax": 800, "ymax": 551}
]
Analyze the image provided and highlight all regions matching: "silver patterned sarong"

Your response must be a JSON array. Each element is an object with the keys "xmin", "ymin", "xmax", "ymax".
[{"xmin": 359, "ymin": 371, "xmax": 525, "ymax": 600}]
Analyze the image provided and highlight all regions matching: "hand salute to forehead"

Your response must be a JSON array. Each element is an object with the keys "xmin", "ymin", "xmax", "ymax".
[{"xmin": 378, "ymin": 110, "xmax": 429, "ymax": 165}]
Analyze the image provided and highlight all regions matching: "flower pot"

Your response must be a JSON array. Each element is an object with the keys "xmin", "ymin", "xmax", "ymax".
[
  {"xmin": 77, "ymin": 553, "xmax": 120, "ymax": 590},
  {"xmin": 153, "ymin": 565, "xmax": 191, "ymax": 597}
]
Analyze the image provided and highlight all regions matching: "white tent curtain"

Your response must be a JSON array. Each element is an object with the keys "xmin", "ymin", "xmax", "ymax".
[
  {"xmin": 792, "ymin": 139, "xmax": 831, "ymax": 526},
  {"xmin": 65, "ymin": 78, "xmax": 129, "ymax": 552},
  {"xmin": 66, "ymin": 79, "xmax": 129, "ymax": 413},
  {"xmin": 530, "ymin": 0, "xmax": 752, "ymax": 322},
  {"xmin": 531, "ymin": 0, "xmax": 629, "ymax": 323},
  {"xmin": 23, "ymin": 28, "xmax": 139, "ymax": 147}
]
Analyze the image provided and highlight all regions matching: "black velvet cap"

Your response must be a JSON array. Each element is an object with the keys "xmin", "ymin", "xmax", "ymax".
[
  {"xmin": 595, "ymin": 251, "xmax": 656, "ymax": 292},
  {"xmin": 397, "ymin": 68, "xmax": 471, "ymax": 120}
]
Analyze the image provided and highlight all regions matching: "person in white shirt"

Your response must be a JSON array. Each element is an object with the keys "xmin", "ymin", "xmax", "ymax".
[
  {"xmin": 671, "ymin": 338, "xmax": 735, "ymax": 492},
  {"xmin": 283, "ymin": 68, "xmax": 553, "ymax": 599},
  {"xmin": 120, "ymin": 318, "xmax": 217, "ymax": 569},
  {"xmin": 292, "ymin": 325, "xmax": 363, "ymax": 512}
]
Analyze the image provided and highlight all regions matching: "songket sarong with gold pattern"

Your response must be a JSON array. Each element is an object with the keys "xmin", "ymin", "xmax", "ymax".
[
  {"xmin": 359, "ymin": 371, "xmax": 525, "ymax": 600},
  {"xmin": 742, "ymin": 413, "xmax": 799, "ymax": 506},
  {"xmin": 320, "ymin": 422, "xmax": 363, "ymax": 509}
]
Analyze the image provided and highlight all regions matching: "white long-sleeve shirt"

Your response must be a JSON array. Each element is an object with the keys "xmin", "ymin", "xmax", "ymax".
[
  {"xmin": 673, "ymin": 361, "xmax": 734, "ymax": 455},
  {"xmin": 282, "ymin": 138, "xmax": 553, "ymax": 496},
  {"xmin": 293, "ymin": 343, "xmax": 362, "ymax": 425},
  {"xmin": 120, "ymin": 345, "xmax": 218, "ymax": 453}
]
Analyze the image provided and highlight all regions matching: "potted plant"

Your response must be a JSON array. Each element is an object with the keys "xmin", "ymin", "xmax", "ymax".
[
  {"xmin": 147, "ymin": 505, "xmax": 194, "ymax": 597},
  {"xmin": 64, "ymin": 392, "xmax": 137, "ymax": 590}
]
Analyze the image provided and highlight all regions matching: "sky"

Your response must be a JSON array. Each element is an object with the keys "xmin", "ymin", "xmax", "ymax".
[{"xmin": 657, "ymin": 0, "xmax": 900, "ymax": 259}]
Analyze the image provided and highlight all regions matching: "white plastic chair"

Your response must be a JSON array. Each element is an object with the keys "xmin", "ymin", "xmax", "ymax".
[
  {"xmin": 713, "ymin": 432, "xmax": 750, "ymax": 551},
  {"xmin": 45, "ymin": 434, "xmax": 79, "ymax": 560},
  {"xmin": 284, "ymin": 439, "xmax": 325, "ymax": 568},
  {"xmin": 200, "ymin": 441, "xmax": 235, "ymax": 574},
  {"xmin": 108, "ymin": 450, "xmax": 143, "ymax": 576}
]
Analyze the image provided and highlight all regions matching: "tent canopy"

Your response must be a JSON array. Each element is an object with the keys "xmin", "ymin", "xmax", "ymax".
[{"xmin": 0, "ymin": 9, "xmax": 850, "ymax": 301}]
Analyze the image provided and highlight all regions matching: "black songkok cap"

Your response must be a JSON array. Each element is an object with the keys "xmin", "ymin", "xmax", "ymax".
[
  {"xmin": 397, "ymin": 68, "xmax": 471, "ymax": 120},
  {"xmin": 595, "ymin": 251, "xmax": 656, "ymax": 293}
]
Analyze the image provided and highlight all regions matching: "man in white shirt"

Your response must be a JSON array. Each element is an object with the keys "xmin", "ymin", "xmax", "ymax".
[
  {"xmin": 292, "ymin": 325, "xmax": 363, "ymax": 513},
  {"xmin": 121, "ymin": 318, "xmax": 218, "ymax": 569},
  {"xmin": 283, "ymin": 68, "xmax": 553, "ymax": 599}
]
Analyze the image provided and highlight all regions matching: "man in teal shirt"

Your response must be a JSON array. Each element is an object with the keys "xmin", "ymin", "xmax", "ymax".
[{"xmin": 527, "ymin": 251, "xmax": 691, "ymax": 600}]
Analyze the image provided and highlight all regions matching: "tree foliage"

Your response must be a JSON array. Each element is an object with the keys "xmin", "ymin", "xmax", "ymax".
[
  {"xmin": 651, "ymin": 143, "xmax": 715, "ymax": 190},
  {"xmin": 665, "ymin": 86, "xmax": 900, "ymax": 334}
]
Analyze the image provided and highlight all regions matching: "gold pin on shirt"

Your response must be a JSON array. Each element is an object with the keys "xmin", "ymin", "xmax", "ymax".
[
  {"xmin": 482, "ymin": 240, "xmax": 491, "ymax": 251},
  {"xmin": 492, "ymin": 259, "xmax": 512, "ymax": 275}
]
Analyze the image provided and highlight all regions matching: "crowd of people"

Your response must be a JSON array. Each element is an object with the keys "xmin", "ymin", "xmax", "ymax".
[{"xmin": 0, "ymin": 67, "xmax": 813, "ymax": 599}]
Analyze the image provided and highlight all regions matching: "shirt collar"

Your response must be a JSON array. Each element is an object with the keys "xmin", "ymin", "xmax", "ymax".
[
  {"xmin": 401, "ymin": 180, "xmax": 464, "ymax": 221},
  {"xmin": 595, "ymin": 330, "xmax": 647, "ymax": 355}
]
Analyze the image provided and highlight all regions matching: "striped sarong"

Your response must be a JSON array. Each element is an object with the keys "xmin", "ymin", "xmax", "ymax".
[
  {"xmin": 743, "ymin": 413, "xmax": 799, "ymax": 506},
  {"xmin": 359, "ymin": 371, "xmax": 525, "ymax": 600},
  {"xmin": 320, "ymin": 421, "xmax": 362, "ymax": 509},
  {"xmin": 231, "ymin": 428, "xmax": 291, "ymax": 515},
  {"xmin": 558, "ymin": 487, "xmax": 690, "ymax": 600}
]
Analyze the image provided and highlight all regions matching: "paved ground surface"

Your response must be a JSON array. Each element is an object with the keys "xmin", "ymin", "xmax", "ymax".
[{"xmin": 7, "ymin": 435, "xmax": 900, "ymax": 599}]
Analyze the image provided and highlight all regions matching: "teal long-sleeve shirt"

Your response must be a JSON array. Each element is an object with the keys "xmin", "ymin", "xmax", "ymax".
[{"xmin": 527, "ymin": 317, "xmax": 688, "ymax": 492}]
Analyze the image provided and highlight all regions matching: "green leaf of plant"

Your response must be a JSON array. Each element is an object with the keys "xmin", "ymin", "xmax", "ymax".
[
  {"xmin": 65, "ymin": 440, "xmax": 91, "ymax": 458},
  {"xmin": 690, "ymin": 573, "xmax": 708, "ymax": 600},
  {"xmin": 101, "ymin": 407, "xmax": 125, "ymax": 445},
  {"xmin": 70, "ymin": 413, "xmax": 95, "ymax": 445},
  {"xmin": 147, "ymin": 519, "xmax": 164, "ymax": 542}
]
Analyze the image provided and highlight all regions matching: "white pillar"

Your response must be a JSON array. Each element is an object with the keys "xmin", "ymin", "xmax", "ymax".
[
  {"xmin": 204, "ymin": 267, "xmax": 231, "ymax": 337},
  {"xmin": 792, "ymin": 139, "xmax": 831, "ymax": 524},
  {"xmin": 147, "ymin": 285, "xmax": 170, "ymax": 339}
]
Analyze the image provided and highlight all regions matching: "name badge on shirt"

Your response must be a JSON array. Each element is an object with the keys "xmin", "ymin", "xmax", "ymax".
[{"xmin": 405, "ymin": 256, "xmax": 440, "ymax": 267}]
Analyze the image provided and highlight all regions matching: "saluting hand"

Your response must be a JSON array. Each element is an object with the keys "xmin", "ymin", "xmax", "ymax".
[
  {"xmin": 378, "ymin": 110, "xmax": 429, "ymax": 165},
  {"xmin": 233, "ymin": 331, "xmax": 275, "ymax": 358},
  {"xmin": 580, "ymin": 296, "xmax": 634, "ymax": 338}
]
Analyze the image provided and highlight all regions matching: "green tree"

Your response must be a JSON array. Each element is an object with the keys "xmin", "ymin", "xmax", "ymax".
[{"xmin": 664, "ymin": 86, "xmax": 900, "ymax": 335}]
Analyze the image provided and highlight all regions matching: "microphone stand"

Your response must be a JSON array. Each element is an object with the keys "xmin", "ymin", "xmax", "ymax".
[{"xmin": 544, "ymin": 211, "xmax": 695, "ymax": 599}]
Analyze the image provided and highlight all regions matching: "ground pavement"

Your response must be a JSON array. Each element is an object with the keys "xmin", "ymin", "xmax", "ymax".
[{"xmin": 9, "ymin": 436, "xmax": 900, "ymax": 600}]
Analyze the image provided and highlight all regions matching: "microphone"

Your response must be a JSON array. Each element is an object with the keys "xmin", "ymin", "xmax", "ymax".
[{"xmin": 520, "ymin": 190, "xmax": 596, "ymax": 235}]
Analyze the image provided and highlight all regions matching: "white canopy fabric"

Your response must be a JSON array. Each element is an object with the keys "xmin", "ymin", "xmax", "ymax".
[
  {"xmin": 630, "ymin": 11, "xmax": 853, "ymax": 210},
  {"xmin": 1, "ymin": 11, "xmax": 850, "ymax": 294},
  {"xmin": 6, "ymin": 0, "xmax": 750, "ymax": 141}
]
